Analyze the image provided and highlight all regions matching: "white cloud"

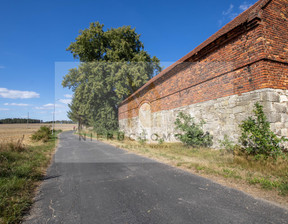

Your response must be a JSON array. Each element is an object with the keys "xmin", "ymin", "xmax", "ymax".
[
  {"xmin": 59, "ymin": 99, "xmax": 72, "ymax": 104},
  {"xmin": 223, "ymin": 4, "xmax": 234, "ymax": 16},
  {"xmin": 239, "ymin": 2, "xmax": 253, "ymax": 11},
  {"xmin": 219, "ymin": 4, "xmax": 237, "ymax": 27},
  {"xmin": 4, "ymin": 103, "xmax": 29, "ymax": 106},
  {"xmin": 0, "ymin": 87, "xmax": 40, "ymax": 99},
  {"xmin": 43, "ymin": 103, "xmax": 55, "ymax": 108},
  {"xmin": 219, "ymin": 2, "xmax": 253, "ymax": 27},
  {"xmin": 0, "ymin": 108, "xmax": 9, "ymax": 111},
  {"xmin": 64, "ymin": 94, "xmax": 73, "ymax": 98},
  {"xmin": 35, "ymin": 103, "xmax": 63, "ymax": 110},
  {"xmin": 35, "ymin": 106, "xmax": 46, "ymax": 110}
]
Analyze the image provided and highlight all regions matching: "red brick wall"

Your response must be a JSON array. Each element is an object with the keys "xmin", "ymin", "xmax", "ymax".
[
  {"xmin": 262, "ymin": 0, "xmax": 288, "ymax": 63},
  {"xmin": 119, "ymin": 0, "xmax": 288, "ymax": 120}
]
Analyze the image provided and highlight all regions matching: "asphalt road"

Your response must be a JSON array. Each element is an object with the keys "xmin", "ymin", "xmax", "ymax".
[{"xmin": 24, "ymin": 131, "xmax": 288, "ymax": 224}]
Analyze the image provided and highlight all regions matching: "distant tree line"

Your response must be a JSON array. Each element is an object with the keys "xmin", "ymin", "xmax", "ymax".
[
  {"xmin": 0, "ymin": 118, "xmax": 75, "ymax": 124},
  {"xmin": 0, "ymin": 118, "xmax": 42, "ymax": 124},
  {"xmin": 44, "ymin": 120, "xmax": 75, "ymax": 124}
]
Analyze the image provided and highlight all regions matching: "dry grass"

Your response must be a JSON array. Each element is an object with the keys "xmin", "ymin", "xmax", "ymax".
[{"xmin": 0, "ymin": 123, "xmax": 74, "ymax": 145}]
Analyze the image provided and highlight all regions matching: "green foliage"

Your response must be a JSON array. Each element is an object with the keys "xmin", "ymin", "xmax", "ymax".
[
  {"xmin": 239, "ymin": 102, "xmax": 287, "ymax": 159},
  {"xmin": 31, "ymin": 126, "xmax": 52, "ymax": 142},
  {"xmin": 247, "ymin": 176, "xmax": 288, "ymax": 195},
  {"xmin": 158, "ymin": 137, "xmax": 164, "ymax": 145},
  {"xmin": 137, "ymin": 129, "xmax": 148, "ymax": 145},
  {"xmin": 63, "ymin": 22, "xmax": 162, "ymax": 131},
  {"xmin": 105, "ymin": 130, "xmax": 114, "ymax": 140},
  {"xmin": 174, "ymin": 112, "xmax": 213, "ymax": 147},
  {"xmin": 116, "ymin": 131, "xmax": 125, "ymax": 141},
  {"xmin": 219, "ymin": 134, "xmax": 235, "ymax": 155}
]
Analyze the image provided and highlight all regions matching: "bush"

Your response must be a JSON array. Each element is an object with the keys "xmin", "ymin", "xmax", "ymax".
[
  {"xmin": 239, "ymin": 102, "xmax": 287, "ymax": 159},
  {"xmin": 219, "ymin": 135, "xmax": 235, "ymax": 155},
  {"xmin": 158, "ymin": 137, "xmax": 164, "ymax": 145},
  {"xmin": 31, "ymin": 126, "xmax": 52, "ymax": 142},
  {"xmin": 174, "ymin": 112, "xmax": 213, "ymax": 147},
  {"xmin": 116, "ymin": 131, "xmax": 125, "ymax": 141},
  {"xmin": 105, "ymin": 130, "xmax": 114, "ymax": 140},
  {"xmin": 138, "ymin": 129, "xmax": 148, "ymax": 145}
]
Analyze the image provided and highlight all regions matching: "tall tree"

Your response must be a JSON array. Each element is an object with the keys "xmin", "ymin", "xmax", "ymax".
[{"xmin": 63, "ymin": 22, "xmax": 161, "ymax": 131}]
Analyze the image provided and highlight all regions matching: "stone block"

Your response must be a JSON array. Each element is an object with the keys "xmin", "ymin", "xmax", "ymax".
[
  {"xmin": 281, "ymin": 129, "xmax": 288, "ymax": 137},
  {"xmin": 274, "ymin": 103, "xmax": 287, "ymax": 113},
  {"xmin": 281, "ymin": 113, "xmax": 288, "ymax": 123},
  {"xmin": 233, "ymin": 106, "xmax": 245, "ymax": 114},
  {"xmin": 274, "ymin": 122, "xmax": 284, "ymax": 129},
  {"xmin": 241, "ymin": 93, "xmax": 259, "ymax": 103},
  {"xmin": 267, "ymin": 113, "xmax": 281, "ymax": 123},
  {"xmin": 261, "ymin": 91, "xmax": 280, "ymax": 102},
  {"xmin": 280, "ymin": 95, "xmax": 288, "ymax": 103}
]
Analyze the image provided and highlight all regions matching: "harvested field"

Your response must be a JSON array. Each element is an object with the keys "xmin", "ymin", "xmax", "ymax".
[{"xmin": 0, "ymin": 123, "xmax": 75, "ymax": 145}]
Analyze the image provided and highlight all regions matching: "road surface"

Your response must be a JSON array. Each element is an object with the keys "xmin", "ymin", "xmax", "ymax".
[{"xmin": 24, "ymin": 131, "xmax": 288, "ymax": 224}]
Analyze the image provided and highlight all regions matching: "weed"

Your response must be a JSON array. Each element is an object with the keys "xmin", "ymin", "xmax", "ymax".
[
  {"xmin": 137, "ymin": 129, "xmax": 148, "ymax": 145},
  {"xmin": 219, "ymin": 135, "xmax": 235, "ymax": 155},
  {"xmin": 222, "ymin": 168, "xmax": 242, "ymax": 179},
  {"xmin": 174, "ymin": 111, "xmax": 213, "ymax": 147},
  {"xmin": 116, "ymin": 131, "xmax": 125, "ymax": 141},
  {"xmin": 278, "ymin": 180, "xmax": 288, "ymax": 196}
]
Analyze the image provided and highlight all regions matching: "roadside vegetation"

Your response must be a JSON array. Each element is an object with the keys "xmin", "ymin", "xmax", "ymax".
[
  {"xmin": 0, "ymin": 126, "xmax": 61, "ymax": 224},
  {"xmin": 78, "ymin": 102, "xmax": 288, "ymax": 203}
]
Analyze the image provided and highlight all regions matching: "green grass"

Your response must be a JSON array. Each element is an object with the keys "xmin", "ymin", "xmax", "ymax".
[{"xmin": 0, "ymin": 131, "xmax": 60, "ymax": 224}]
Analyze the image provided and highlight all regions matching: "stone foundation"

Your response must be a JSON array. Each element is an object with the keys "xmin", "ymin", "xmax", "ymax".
[{"xmin": 119, "ymin": 88, "xmax": 288, "ymax": 148}]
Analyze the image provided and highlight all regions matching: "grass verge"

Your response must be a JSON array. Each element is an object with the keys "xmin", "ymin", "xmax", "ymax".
[{"xmin": 0, "ymin": 131, "xmax": 60, "ymax": 224}]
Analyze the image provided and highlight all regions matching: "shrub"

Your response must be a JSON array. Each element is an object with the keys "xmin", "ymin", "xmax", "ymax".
[
  {"xmin": 31, "ymin": 126, "xmax": 52, "ymax": 142},
  {"xmin": 137, "ymin": 129, "xmax": 148, "ymax": 145},
  {"xmin": 219, "ymin": 134, "xmax": 235, "ymax": 155},
  {"xmin": 105, "ymin": 130, "xmax": 114, "ymax": 140},
  {"xmin": 174, "ymin": 112, "xmax": 213, "ymax": 147},
  {"xmin": 158, "ymin": 137, "xmax": 164, "ymax": 145},
  {"xmin": 239, "ymin": 102, "xmax": 287, "ymax": 159},
  {"xmin": 116, "ymin": 131, "xmax": 125, "ymax": 141}
]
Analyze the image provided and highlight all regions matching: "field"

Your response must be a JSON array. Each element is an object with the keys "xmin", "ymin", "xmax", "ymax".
[{"xmin": 0, "ymin": 123, "xmax": 75, "ymax": 145}]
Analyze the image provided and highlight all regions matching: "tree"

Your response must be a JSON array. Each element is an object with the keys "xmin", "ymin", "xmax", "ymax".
[{"xmin": 63, "ymin": 22, "xmax": 161, "ymax": 131}]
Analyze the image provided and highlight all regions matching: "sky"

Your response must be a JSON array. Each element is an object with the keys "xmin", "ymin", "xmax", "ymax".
[{"xmin": 0, "ymin": 0, "xmax": 258, "ymax": 121}]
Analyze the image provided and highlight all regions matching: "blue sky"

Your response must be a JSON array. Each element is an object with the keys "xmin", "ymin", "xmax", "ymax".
[{"xmin": 0, "ymin": 0, "xmax": 258, "ymax": 121}]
